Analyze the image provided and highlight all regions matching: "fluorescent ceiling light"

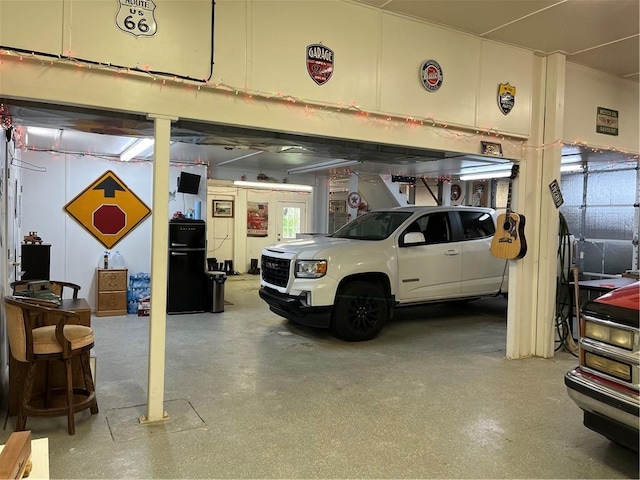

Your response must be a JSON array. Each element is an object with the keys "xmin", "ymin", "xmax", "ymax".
[
  {"xmin": 25, "ymin": 126, "xmax": 60, "ymax": 145},
  {"xmin": 457, "ymin": 164, "xmax": 512, "ymax": 175},
  {"xmin": 279, "ymin": 145, "xmax": 309, "ymax": 153},
  {"xmin": 26, "ymin": 126, "xmax": 59, "ymax": 136},
  {"xmin": 457, "ymin": 155, "xmax": 508, "ymax": 163},
  {"xmin": 216, "ymin": 150, "xmax": 263, "ymax": 166},
  {"xmin": 561, "ymin": 164, "xmax": 584, "ymax": 172},
  {"xmin": 233, "ymin": 180, "xmax": 313, "ymax": 192},
  {"xmin": 120, "ymin": 138, "xmax": 154, "ymax": 161},
  {"xmin": 287, "ymin": 159, "xmax": 359, "ymax": 174},
  {"xmin": 561, "ymin": 154, "xmax": 583, "ymax": 164},
  {"xmin": 459, "ymin": 170, "xmax": 512, "ymax": 181}
]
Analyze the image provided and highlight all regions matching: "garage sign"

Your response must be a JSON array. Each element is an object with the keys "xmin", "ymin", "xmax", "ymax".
[
  {"xmin": 64, "ymin": 170, "xmax": 151, "ymax": 249},
  {"xmin": 307, "ymin": 44, "xmax": 334, "ymax": 86},
  {"xmin": 420, "ymin": 59, "xmax": 443, "ymax": 92}
]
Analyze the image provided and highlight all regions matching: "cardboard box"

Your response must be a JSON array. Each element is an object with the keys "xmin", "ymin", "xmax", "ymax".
[{"xmin": 137, "ymin": 297, "xmax": 150, "ymax": 317}]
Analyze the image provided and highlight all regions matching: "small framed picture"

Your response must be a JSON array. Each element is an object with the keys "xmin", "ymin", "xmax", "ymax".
[
  {"xmin": 330, "ymin": 200, "xmax": 346, "ymax": 214},
  {"xmin": 212, "ymin": 199, "xmax": 234, "ymax": 218},
  {"xmin": 481, "ymin": 141, "xmax": 503, "ymax": 157}
]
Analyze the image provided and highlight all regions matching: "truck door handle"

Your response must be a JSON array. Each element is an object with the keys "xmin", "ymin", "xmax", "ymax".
[{"xmin": 445, "ymin": 249, "xmax": 459, "ymax": 256}]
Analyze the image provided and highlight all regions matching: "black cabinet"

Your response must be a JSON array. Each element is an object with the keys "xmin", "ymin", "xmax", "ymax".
[{"xmin": 21, "ymin": 244, "xmax": 51, "ymax": 280}]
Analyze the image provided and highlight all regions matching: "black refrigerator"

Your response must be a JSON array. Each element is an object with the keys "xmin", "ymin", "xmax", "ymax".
[{"xmin": 167, "ymin": 219, "xmax": 207, "ymax": 313}]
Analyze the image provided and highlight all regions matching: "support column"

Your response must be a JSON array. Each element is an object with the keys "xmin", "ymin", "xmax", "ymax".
[
  {"xmin": 506, "ymin": 53, "xmax": 565, "ymax": 359},
  {"xmin": 440, "ymin": 181, "xmax": 451, "ymax": 206},
  {"xmin": 347, "ymin": 174, "xmax": 359, "ymax": 221},
  {"xmin": 535, "ymin": 54, "xmax": 565, "ymax": 356},
  {"xmin": 312, "ymin": 176, "xmax": 329, "ymax": 234},
  {"xmin": 142, "ymin": 114, "xmax": 177, "ymax": 423},
  {"xmin": 235, "ymin": 186, "xmax": 248, "ymax": 271}
]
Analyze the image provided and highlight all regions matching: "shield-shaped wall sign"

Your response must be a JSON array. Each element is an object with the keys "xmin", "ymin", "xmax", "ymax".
[
  {"xmin": 497, "ymin": 83, "xmax": 516, "ymax": 115},
  {"xmin": 115, "ymin": 0, "xmax": 158, "ymax": 38},
  {"xmin": 306, "ymin": 44, "xmax": 334, "ymax": 86}
]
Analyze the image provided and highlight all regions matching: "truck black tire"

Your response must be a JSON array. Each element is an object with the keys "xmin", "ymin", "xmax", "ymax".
[{"xmin": 331, "ymin": 281, "xmax": 388, "ymax": 341}]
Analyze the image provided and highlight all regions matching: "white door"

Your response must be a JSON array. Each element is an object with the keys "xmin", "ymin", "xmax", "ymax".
[
  {"xmin": 396, "ymin": 212, "xmax": 462, "ymax": 301},
  {"xmin": 276, "ymin": 202, "xmax": 307, "ymax": 242}
]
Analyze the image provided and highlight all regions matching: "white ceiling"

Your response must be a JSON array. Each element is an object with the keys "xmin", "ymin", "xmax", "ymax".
[
  {"xmin": 354, "ymin": 0, "xmax": 639, "ymax": 83},
  {"xmin": 3, "ymin": 0, "xmax": 638, "ymax": 179}
]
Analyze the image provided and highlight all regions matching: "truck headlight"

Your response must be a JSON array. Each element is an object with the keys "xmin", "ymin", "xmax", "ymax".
[{"xmin": 295, "ymin": 260, "xmax": 327, "ymax": 278}]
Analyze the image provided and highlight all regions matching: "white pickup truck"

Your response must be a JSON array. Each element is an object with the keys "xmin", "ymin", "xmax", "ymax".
[{"xmin": 259, "ymin": 206, "xmax": 507, "ymax": 341}]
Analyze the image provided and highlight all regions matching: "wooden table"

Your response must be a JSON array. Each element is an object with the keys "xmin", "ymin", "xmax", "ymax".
[
  {"xmin": 8, "ymin": 298, "xmax": 91, "ymax": 416},
  {"xmin": 58, "ymin": 298, "xmax": 91, "ymax": 326}
]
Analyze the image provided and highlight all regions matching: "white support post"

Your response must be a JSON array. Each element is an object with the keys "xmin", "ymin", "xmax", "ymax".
[
  {"xmin": 141, "ymin": 113, "xmax": 177, "ymax": 424},
  {"xmin": 535, "ymin": 54, "xmax": 565, "ymax": 357},
  {"xmin": 506, "ymin": 53, "xmax": 565, "ymax": 359},
  {"xmin": 347, "ymin": 174, "xmax": 359, "ymax": 221},
  {"xmin": 312, "ymin": 176, "xmax": 330, "ymax": 234}
]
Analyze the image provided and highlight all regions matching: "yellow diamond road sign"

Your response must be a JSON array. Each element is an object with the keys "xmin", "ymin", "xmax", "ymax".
[{"xmin": 64, "ymin": 170, "xmax": 151, "ymax": 249}]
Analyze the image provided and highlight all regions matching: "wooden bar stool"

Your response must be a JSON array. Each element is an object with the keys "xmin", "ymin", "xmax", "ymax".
[{"xmin": 4, "ymin": 296, "xmax": 98, "ymax": 435}]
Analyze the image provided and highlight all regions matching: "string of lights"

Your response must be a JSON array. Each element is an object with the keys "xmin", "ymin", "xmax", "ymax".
[
  {"xmin": 7, "ymin": 144, "xmax": 208, "ymax": 168},
  {"xmin": 0, "ymin": 48, "xmax": 637, "ymax": 162}
]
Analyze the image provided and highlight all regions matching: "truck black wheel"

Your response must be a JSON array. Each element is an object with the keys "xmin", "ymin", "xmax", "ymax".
[{"xmin": 331, "ymin": 281, "xmax": 387, "ymax": 341}]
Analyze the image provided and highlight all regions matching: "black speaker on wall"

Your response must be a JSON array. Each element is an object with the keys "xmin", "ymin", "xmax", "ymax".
[{"xmin": 177, "ymin": 172, "xmax": 201, "ymax": 194}]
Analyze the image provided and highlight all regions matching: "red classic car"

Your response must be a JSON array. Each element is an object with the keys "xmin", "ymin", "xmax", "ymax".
[{"xmin": 565, "ymin": 281, "xmax": 639, "ymax": 451}]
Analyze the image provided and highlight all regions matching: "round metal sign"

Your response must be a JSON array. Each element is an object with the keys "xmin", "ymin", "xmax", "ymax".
[
  {"xmin": 420, "ymin": 60, "xmax": 443, "ymax": 92},
  {"xmin": 347, "ymin": 192, "xmax": 361, "ymax": 209}
]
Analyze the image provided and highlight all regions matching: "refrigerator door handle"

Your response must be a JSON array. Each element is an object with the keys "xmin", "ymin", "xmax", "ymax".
[
  {"xmin": 171, "ymin": 242, "xmax": 189, "ymax": 248},
  {"xmin": 170, "ymin": 251, "xmax": 188, "ymax": 256}
]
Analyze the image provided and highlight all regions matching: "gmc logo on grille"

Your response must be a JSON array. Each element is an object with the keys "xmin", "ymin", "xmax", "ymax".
[{"xmin": 265, "ymin": 262, "xmax": 279, "ymax": 269}]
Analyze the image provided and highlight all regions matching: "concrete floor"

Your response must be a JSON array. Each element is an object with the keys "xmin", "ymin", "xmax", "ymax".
[{"xmin": 1, "ymin": 275, "xmax": 637, "ymax": 479}]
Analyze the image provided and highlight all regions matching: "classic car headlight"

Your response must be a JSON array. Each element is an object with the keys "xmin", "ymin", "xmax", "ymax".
[
  {"xmin": 295, "ymin": 260, "xmax": 327, "ymax": 278},
  {"xmin": 585, "ymin": 321, "xmax": 635, "ymax": 350},
  {"xmin": 584, "ymin": 352, "xmax": 632, "ymax": 381}
]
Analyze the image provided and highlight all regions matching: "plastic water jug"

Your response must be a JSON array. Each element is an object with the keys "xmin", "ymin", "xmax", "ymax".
[{"xmin": 111, "ymin": 251, "xmax": 125, "ymax": 269}]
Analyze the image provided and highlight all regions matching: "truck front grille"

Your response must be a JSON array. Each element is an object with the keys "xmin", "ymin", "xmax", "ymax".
[{"xmin": 261, "ymin": 255, "xmax": 290, "ymax": 287}]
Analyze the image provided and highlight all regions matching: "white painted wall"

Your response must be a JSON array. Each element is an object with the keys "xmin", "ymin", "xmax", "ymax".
[
  {"xmin": 564, "ymin": 63, "xmax": 639, "ymax": 152},
  {"xmin": 1, "ymin": 0, "xmax": 533, "ymax": 160},
  {"xmin": 207, "ymin": 182, "xmax": 311, "ymax": 274},
  {"xmin": 1, "ymin": 0, "xmax": 212, "ymax": 80}
]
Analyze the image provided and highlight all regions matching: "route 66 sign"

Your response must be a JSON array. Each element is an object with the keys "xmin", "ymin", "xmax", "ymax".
[
  {"xmin": 116, "ymin": 0, "xmax": 157, "ymax": 38},
  {"xmin": 497, "ymin": 83, "xmax": 516, "ymax": 115}
]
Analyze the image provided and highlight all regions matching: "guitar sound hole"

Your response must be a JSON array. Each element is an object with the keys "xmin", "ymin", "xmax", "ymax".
[{"xmin": 502, "ymin": 221, "xmax": 512, "ymax": 230}]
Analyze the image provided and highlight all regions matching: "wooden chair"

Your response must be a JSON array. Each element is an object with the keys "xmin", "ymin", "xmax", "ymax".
[
  {"xmin": 4, "ymin": 296, "xmax": 98, "ymax": 435},
  {"xmin": 10, "ymin": 280, "xmax": 81, "ymax": 299}
]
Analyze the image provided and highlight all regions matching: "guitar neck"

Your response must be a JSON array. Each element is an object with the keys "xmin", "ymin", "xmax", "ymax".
[{"xmin": 505, "ymin": 165, "xmax": 519, "ymax": 215}]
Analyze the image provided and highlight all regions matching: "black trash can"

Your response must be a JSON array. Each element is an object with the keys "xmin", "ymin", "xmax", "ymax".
[{"xmin": 206, "ymin": 271, "xmax": 227, "ymax": 313}]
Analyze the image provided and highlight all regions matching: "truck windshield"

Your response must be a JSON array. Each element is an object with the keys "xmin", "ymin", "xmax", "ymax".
[{"xmin": 331, "ymin": 211, "xmax": 413, "ymax": 240}]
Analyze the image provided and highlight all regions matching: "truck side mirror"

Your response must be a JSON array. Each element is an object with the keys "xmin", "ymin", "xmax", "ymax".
[{"xmin": 402, "ymin": 232, "xmax": 425, "ymax": 246}]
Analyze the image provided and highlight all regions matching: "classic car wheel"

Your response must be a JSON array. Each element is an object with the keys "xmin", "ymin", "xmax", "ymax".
[{"xmin": 331, "ymin": 281, "xmax": 387, "ymax": 341}]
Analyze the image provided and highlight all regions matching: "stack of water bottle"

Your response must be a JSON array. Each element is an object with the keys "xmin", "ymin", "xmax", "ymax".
[{"xmin": 128, "ymin": 272, "xmax": 151, "ymax": 314}]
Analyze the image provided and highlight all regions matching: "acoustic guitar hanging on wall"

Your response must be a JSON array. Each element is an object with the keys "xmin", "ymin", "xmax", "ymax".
[{"xmin": 490, "ymin": 165, "xmax": 527, "ymax": 260}]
